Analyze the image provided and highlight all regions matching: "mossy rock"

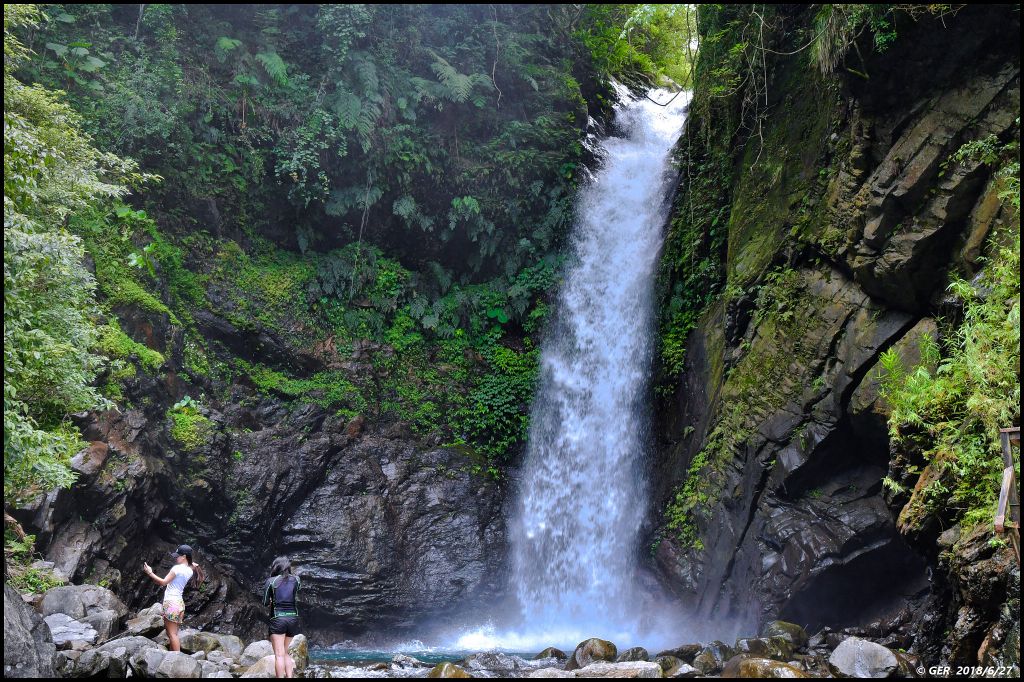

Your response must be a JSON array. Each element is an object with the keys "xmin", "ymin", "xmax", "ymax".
[{"xmin": 427, "ymin": 662, "xmax": 473, "ymax": 678}]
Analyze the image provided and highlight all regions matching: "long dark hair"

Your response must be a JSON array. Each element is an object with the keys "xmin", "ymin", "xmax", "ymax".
[
  {"xmin": 270, "ymin": 556, "xmax": 292, "ymax": 577},
  {"xmin": 183, "ymin": 551, "xmax": 206, "ymax": 585}
]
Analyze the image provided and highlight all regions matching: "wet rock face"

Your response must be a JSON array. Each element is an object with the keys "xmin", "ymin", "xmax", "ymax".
[
  {"xmin": 655, "ymin": 267, "xmax": 930, "ymax": 630},
  {"xmin": 267, "ymin": 436, "xmax": 506, "ymax": 637},
  {"xmin": 14, "ymin": 304, "xmax": 507, "ymax": 642},
  {"xmin": 652, "ymin": 4, "xmax": 1020, "ymax": 655}
]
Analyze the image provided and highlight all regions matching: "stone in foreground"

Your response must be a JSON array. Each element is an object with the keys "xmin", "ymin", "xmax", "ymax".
[
  {"xmin": 4, "ymin": 583, "xmax": 56, "ymax": 678},
  {"xmin": 722, "ymin": 655, "xmax": 808, "ymax": 678},
  {"xmin": 532, "ymin": 661, "xmax": 663, "ymax": 678},
  {"xmin": 828, "ymin": 637, "xmax": 899, "ymax": 678},
  {"xmin": 428, "ymin": 662, "xmax": 474, "ymax": 678},
  {"xmin": 565, "ymin": 638, "xmax": 618, "ymax": 671},
  {"xmin": 760, "ymin": 621, "xmax": 810, "ymax": 648}
]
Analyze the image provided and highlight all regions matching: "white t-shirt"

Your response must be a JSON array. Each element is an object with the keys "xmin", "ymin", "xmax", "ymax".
[{"xmin": 164, "ymin": 564, "xmax": 193, "ymax": 601}]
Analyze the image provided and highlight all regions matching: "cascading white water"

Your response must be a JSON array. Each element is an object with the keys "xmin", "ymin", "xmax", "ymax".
[{"xmin": 455, "ymin": 86, "xmax": 690, "ymax": 652}]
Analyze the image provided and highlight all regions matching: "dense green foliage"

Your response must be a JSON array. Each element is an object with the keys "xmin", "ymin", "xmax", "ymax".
[
  {"xmin": 881, "ymin": 135, "xmax": 1021, "ymax": 530},
  {"xmin": 4, "ymin": 2, "xmax": 694, "ymax": 512},
  {"xmin": 4, "ymin": 4, "xmax": 146, "ymax": 504}
]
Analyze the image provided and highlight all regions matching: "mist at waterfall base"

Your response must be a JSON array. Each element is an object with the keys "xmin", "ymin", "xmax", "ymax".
[{"xmin": 444, "ymin": 85, "xmax": 708, "ymax": 655}]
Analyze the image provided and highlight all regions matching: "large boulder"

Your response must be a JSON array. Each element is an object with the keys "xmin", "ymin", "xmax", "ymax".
[
  {"xmin": 289, "ymin": 633, "xmax": 309, "ymax": 673},
  {"xmin": 213, "ymin": 633, "xmax": 245, "ymax": 659},
  {"xmin": 56, "ymin": 635, "xmax": 163, "ymax": 677},
  {"xmin": 654, "ymin": 644, "xmax": 701, "ymax": 662},
  {"xmin": 43, "ymin": 612, "xmax": 98, "ymax": 648},
  {"xmin": 130, "ymin": 647, "xmax": 202, "ymax": 678},
  {"xmin": 462, "ymin": 652, "xmax": 528, "ymax": 674},
  {"xmin": 154, "ymin": 650, "xmax": 203, "ymax": 678},
  {"xmin": 761, "ymin": 622, "xmax": 810, "ymax": 649},
  {"xmin": 531, "ymin": 661, "xmax": 664, "ymax": 678},
  {"xmin": 565, "ymin": 638, "xmax": 618, "ymax": 671},
  {"xmin": 4, "ymin": 583, "xmax": 56, "ymax": 678},
  {"xmin": 617, "ymin": 647, "xmax": 650, "ymax": 662},
  {"xmin": 240, "ymin": 640, "xmax": 274, "ymax": 667},
  {"xmin": 691, "ymin": 640, "xmax": 735, "ymax": 674},
  {"xmin": 40, "ymin": 584, "xmax": 128, "ymax": 620},
  {"xmin": 239, "ymin": 635, "xmax": 307, "ymax": 677},
  {"xmin": 535, "ymin": 647, "xmax": 568, "ymax": 660},
  {"xmin": 240, "ymin": 654, "xmax": 278, "ymax": 678},
  {"xmin": 828, "ymin": 637, "xmax": 899, "ymax": 678},
  {"xmin": 735, "ymin": 637, "xmax": 794, "ymax": 661},
  {"xmin": 428, "ymin": 662, "xmax": 473, "ymax": 678},
  {"xmin": 130, "ymin": 647, "xmax": 170, "ymax": 677},
  {"xmin": 39, "ymin": 584, "xmax": 127, "ymax": 642},
  {"xmin": 125, "ymin": 602, "xmax": 165, "ymax": 637},
  {"xmin": 722, "ymin": 655, "xmax": 808, "ymax": 678},
  {"xmin": 178, "ymin": 628, "xmax": 221, "ymax": 654}
]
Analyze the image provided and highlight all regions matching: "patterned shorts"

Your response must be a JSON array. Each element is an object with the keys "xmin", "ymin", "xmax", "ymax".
[{"xmin": 162, "ymin": 598, "xmax": 186, "ymax": 624}]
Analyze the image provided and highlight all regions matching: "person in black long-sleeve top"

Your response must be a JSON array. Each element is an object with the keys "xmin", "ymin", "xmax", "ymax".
[{"xmin": 263, "ymin": 556, "xmax": 301, "ymax": 678}]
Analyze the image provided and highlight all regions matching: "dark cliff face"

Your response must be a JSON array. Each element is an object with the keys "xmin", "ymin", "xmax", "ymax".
[
  {"xmin": 651, "ymin": 4, "xmax": 1019, "ymax": 666},
  {"xmin": 15, "ymin": 303, "xmax": 509, "ymax": 644}
]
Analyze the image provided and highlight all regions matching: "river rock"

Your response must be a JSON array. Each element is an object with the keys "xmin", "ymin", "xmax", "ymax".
[
  {"xmin": 532, "ymin": 661, "xmax": 664, "ymax": 678},
  {"xmin": 43, "ymin": 612, "xmax": 98, "ymax": 648},
  {"xmin": 655, "ymin": 655, "xmax": 684, "ymax": 675},
  {"xmin": 125, "ymin": 602, "xmax": 165, "ymax": 637},
  {"xmin": 735, "ymin": 637, "xmax": 793, "ymax": 660},
  {"xmin": 428, "ymin": 662, "xmax": 474, "ymax": 678},
  {"xmin": 566, "ymin": 638, "xmax": 618, "ymax": 670},
  {"xmin": 213, "ymin": 633, "xmax": 244, "ymax": 659},
  {"xmin": 155, "ymin": 650, "xmax": 203, "ymax": 678},
  {"xmin": 178, "ymin": 628, "xmax": 221, "ymax": 654},
  {"xmin": 240, "ymin": 640, "xmax": 274, "ymax": 666},
  {"xmin": 289, "ymin": 634, "xmax": 309, "ymax": 673},
  {"xmin": 760, "ymin": 622, "xmax": 809, "ymax": 649},
  {"xmin": 828, "ymin": 637, "xmax": 899, "ymax": 678},
  {"xmin": 4, "ymin": 583, "xmax": 57, "ymax": 678},
  {"xmin": 129, "ymin": 647, "xmax": 203, "ymax": 678},
  {"xmin": 535, "ymin": 647, "xmax": 568, "ymax": 660},
  {"xmin": 691, "ymin": 640, "xmax": 734, "ymax": 674},
  {"xmin": 722, "ymin": 655, "xmax": 808, "ymax": 678},
  {"xmin": 59, "ymin": 635, "xmax": 163, "ymax": 677},
  {"xmin": 617, "ymin": 647, "xmax": 650, "ymax": 662},
  {"xmin": 130, "ymin": 647, "xmax": 169, "ymax": 677},
  {"xmin": 393, "ymin": 653, "xmax": 429, "ymax": 668},
  {"xmin": 463, "ymin": 652, "xmax": 528, "ymax": 674},
  {"xmin": 40, "ymin": 584, "xmax": 128, "ymax": 621},
  {"xmin": 655, "ymin": 644, "xmax": 702, "ymax": 662},
  {"xmin": 240, "ymin": 655, "xmax": 277, "ymax": 678}
]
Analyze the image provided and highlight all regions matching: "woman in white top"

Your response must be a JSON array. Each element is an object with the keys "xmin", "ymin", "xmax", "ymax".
[{"xmin": 143, "ymin": 544, "xmax": 205, "ymax": 652}]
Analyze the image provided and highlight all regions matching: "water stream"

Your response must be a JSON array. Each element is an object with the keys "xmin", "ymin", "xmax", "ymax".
[
  {"xmin": 312, "ymin": 86, "xmax": 692, "ymax": 664},
  {"xmin": 454, "ymin": 85, "xmax": 691, "ymax": 652}
]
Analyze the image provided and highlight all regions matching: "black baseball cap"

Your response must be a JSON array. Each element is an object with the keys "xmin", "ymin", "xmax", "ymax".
[{"xmin": 169, "ymin": 544, "xmax": 193, "ymax": 558}]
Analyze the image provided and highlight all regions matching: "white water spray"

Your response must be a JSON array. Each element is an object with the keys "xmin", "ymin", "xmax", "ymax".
[{"xmin": 455, "ymin": 86, "xmax": 691, "ymax": 652}]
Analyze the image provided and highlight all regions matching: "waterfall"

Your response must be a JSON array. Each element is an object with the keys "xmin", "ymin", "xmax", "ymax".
[{"xmin": 455, "ymin": 85, "xmax": 690, "ymax": 652}]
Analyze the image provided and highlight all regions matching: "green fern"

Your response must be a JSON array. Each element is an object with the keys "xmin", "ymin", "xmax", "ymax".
[
  {"xmin": 255, "ymin": 51, "xmax": 288, "ymax": 86},
  {"xmin": 214, "ymin": 36, "xmax": 242, "ymax": 62}
]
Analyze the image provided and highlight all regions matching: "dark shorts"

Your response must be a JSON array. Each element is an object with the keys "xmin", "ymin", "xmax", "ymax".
[{"xmin": 269, "ymin": 615, "xmax": 300, "ymax": 637}]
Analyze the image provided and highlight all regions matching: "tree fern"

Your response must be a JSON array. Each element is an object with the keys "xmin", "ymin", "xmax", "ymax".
[
  {"xmin": 214, "ymin": 36, "xmax": 242, "ymax": 63},
  {"xmin": 255, "ymin": 51, "xmax": 288, "ymax": 86}
]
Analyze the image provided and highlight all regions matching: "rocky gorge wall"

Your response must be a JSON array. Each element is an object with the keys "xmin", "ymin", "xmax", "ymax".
[
  {"xmin": 13, "ymin": 295, "xmax": 510, "ymax": 644},
  {"xmin": 651, "ymin": 4, "xmax": 1019, "ymax": 669}
]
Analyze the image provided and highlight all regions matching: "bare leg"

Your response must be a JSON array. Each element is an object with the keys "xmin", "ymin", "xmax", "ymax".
[
  {"xmin": 165, "ymin": 620, "xmax": 180, "ymax": 652},
  {"xmin": 270, "ymin": 633, "xmax": 287, "ymax": 678},
  {"xmin": 284, "ymin": 635, "xmax": 295, "ymax": 678}
]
